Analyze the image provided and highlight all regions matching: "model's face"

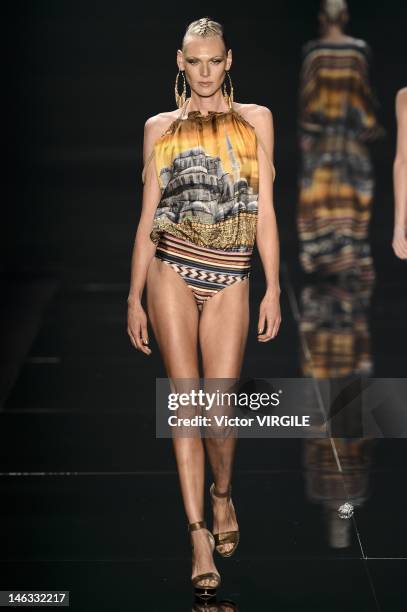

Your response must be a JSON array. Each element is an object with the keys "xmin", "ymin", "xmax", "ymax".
[{"xmin": 177, "ymin": 35, "xmax": 232, "ymax": 99}]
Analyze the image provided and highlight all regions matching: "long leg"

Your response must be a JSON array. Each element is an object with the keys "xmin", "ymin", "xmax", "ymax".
[
  {"xmin": 199, "ymin": 278, "xmax": 250, "ymax": 553},
  {"xmin": 146, "ymin": 256, "xmax": 218, "ymax": 586}
]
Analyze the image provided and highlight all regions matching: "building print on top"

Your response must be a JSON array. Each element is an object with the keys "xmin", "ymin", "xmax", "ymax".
[
  {"xmin": 157, "ymin": 146, "xmax": 258, "ymax": 226},
  {"xmin": 149, "ymin": 108, "xmax": 260, "ymax": 250}
]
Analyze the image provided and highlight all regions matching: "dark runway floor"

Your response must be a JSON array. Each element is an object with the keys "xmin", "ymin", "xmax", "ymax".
[{"xmin": 1, "ymin": 235, "xmax": 406, "ymax": 610}]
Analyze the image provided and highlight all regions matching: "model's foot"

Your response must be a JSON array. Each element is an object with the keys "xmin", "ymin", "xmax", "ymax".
[
  {"xmin": 191, "ymin": 528, "xmax": 220, "ymax": 589},
  {"xmin": 211, "ymin": 486, "xmax": 239, "ymax": 555}
]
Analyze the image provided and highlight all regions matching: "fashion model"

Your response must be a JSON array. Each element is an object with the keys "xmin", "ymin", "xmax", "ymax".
[
  {"xmin": 297, "ymin": 0, "xmax": 382, "ymax": 282},
  {"xmin": 392, "ymin": 87, "xmax": 407, "ymax": 259},
  {"xmin": 127, "ymin": 17, "xmax": 281, "ymax": 595}
]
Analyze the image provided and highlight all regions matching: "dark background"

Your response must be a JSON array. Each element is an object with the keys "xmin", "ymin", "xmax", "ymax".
[
  {"xmin": 4, "ymin": 0, "xmax": 407, "ymax": 285},
  {"xmin": 1, "ymin": 2, "xmax": 407, "ymax": 610}
]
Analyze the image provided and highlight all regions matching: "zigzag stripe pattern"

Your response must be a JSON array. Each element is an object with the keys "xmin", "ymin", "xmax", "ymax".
[{"xmin": 155, "ymin": 232, "xmax": 251, "ymax": 311}]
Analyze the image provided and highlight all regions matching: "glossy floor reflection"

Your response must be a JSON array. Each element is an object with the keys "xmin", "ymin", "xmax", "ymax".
[
  {"xmin": 1, "ymin": 255, "xmax": 407, "ymax": 609},
  {"xmin": 1, "ymin": 558, "xmax": 382, "ymax": 611}
]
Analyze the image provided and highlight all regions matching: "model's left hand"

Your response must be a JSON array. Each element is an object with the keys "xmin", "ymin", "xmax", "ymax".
[
  {"xmin": 392, "ymin": 226, "xmax": 407, "ymax": 259},
  {"xmin": 257, "ymin": 289, "xmax": 282, "ymax": 342}
]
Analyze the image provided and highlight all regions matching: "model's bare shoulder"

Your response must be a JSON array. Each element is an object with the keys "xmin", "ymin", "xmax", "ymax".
[
  {"xmin": 144, "ymin": 109, "xmax": 180, "ymax": 140},
  {"xmin": 396, "ymin": 88, "xmax": 407, "ymax": 114},
  {"xmin": 349, "ymin": 36, "xmax": 366, "ymax": 47},
  {"xmin": 235, "ymin": 103, "xmax": 273, "ymax": 131},
  {"xmin": 236, "ymin": 104, "xmax": 273, "ymax": 123}
]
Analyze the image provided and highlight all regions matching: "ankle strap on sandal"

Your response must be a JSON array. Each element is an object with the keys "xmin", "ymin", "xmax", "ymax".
[
  {"xmin": 210, "ymin": 482, "xmax": 232, "ymax": 499},
  {"xmin": 188, "ymin": 520, "xmax": 207, "ymax": 533}
]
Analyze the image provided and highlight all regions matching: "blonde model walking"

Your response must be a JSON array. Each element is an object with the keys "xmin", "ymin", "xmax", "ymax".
[{"xmin": 127, "ymin": 17, "xmax": 280, "ymax": 595}]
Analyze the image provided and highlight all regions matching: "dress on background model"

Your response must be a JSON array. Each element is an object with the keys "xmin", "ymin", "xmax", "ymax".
[{"xmin": 297, "ymin": 38, "xmax": 383, "ymax": 282}]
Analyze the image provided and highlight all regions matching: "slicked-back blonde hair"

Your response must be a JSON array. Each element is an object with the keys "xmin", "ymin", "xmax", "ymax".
[
  {"xmin": 182, "ymin": 17, "xmax": 229, "ymax": 52},
  {"xmin": 321, "ymin": 0, "xmax": 348, "ymax": 22}
]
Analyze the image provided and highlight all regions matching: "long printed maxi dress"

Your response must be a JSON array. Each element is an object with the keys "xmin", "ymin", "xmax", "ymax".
[{"xmin": 297, "ymin": 38, "xmax": 382, "ymax": 282}]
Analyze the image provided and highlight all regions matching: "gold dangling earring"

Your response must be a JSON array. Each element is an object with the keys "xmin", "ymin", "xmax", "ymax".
[
  {"xmin": 223, "ymin": 71, "xmax": 234, "ymax": 110},
  {"xmin": 175, "ymin": 69, "xmax": 187, "ymax": 109}
]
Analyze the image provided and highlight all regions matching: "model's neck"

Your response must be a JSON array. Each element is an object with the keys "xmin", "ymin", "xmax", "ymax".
[
  {"xmin": 187, "ymin": 90, "xmax": 229, "ymax": 115},
  {"xmin": 320, "ymin": 24, "xmax": 346, "ymax": 40}
]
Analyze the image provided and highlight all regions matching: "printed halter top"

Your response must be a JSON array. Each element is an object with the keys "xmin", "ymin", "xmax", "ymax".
[{"xmin": 143, "ymin": 99, "xmax": 276, "ymax": 253}]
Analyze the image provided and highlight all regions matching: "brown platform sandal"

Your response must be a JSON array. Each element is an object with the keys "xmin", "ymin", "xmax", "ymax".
[
  {"xmin": 210, "ymin": 483, "xmax": 240, "ymax": 558},
  {"xmin": 189, "ymin": 520, "xmax": 221, "ymax": 597}
]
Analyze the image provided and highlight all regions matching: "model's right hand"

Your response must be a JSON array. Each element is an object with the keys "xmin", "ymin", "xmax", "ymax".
[
  {"xmin": 392, "ymin": 226, "xmax": 407, "ymax": 260},
  {"xmin": 127, "ymin": 302, "xmax": 152, "ymax": 355}
]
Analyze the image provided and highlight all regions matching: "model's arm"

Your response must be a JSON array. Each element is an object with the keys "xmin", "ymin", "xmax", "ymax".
[
  {"xmin": 250, "ymin": 106, "xmax": 281, "ymax": 342},
  {"xmin": 393, "ymin": 88, "xmax": 407, "ymax": 260},
  {"xmin": 127, "ymin": 115, "xmax": 165, "ymax": 354}
]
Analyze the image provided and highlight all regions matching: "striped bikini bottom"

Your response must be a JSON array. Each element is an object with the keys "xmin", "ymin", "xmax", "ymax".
[{"xmin": 155, "ymin": 232, "xmax": 252, "ymax": 312}]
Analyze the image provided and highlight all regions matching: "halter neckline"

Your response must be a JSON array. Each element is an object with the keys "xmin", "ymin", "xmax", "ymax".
[
  {"xmin": 187, "ymin": 109, "xmax": 234, "ymax": 120},
  {"xmin": 180, "ymin": 98, "xmax": 234, "ymax": 122},
  {"xmin": 141, "ymin": 98, "xmax": 276, "ymax": 184}
]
